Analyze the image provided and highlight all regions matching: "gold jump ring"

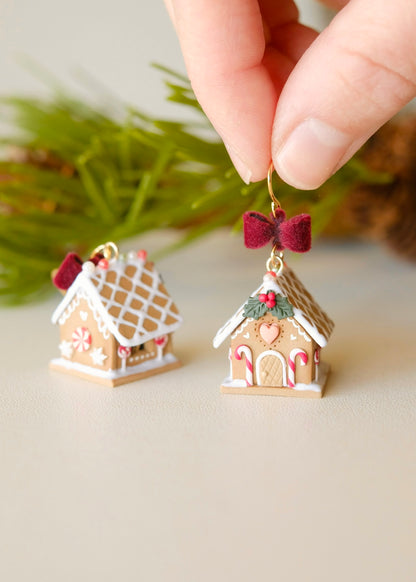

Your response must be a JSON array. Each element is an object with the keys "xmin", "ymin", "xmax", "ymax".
[{"xmin": 267, "ymin": 162, "xmax": 281, "ymax": 216}]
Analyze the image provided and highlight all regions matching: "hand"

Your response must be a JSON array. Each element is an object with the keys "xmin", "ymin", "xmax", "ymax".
[{"xmin": 165, "ymin": 0, "xmax": 416, "ymax": 189}]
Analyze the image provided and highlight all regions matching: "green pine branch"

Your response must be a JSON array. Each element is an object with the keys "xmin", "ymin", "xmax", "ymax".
[{"xmin": 0, "ymin": 66, "xmax": 393, "ymax": 305}]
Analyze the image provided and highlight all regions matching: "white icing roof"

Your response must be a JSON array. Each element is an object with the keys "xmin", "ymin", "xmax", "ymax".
[
  {"xmin": 52, "ymin": 254, "xmax": 182, "ymax": 347},
  {"xmin": 213, "ymin": 264, "xmax": 334, "ymax": 349}
]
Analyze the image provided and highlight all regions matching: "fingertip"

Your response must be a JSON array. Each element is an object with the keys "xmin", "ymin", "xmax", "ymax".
[{"xmin": 273, "ymin": 118, "xmax": 352, "ymax": 190}]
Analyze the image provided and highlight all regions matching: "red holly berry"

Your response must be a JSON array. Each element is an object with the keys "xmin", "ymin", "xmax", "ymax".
[
  {"xmin": 266, "ymin": 300, "xmax": 276, "ymax": 309},
  {"xmin": 98, "ymin": 258, "xmax": 109, "ymax": 270},
  {"xmin": 267, "ymin": 292, "xmax": 275, "ymax": 300},
  {"xmin": 259, "ymin": 294, "xmax": 267, "ymax": 303}
]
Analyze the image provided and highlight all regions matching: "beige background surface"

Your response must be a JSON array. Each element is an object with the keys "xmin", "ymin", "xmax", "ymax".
[
  {"xmin": 1, "ymin": 231, "xmax": 416, "ymax": 582},
  {"xmin": 1, "ymin": 2, "xmax": 415, "ymax": 580}
]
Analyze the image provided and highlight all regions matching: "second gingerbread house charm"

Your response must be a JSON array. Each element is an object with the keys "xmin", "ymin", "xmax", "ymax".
[
  {"xmin": 50, "ymin": 243, "xmax": 182, "ymax": 387},
  {"xmin": 213, "ymin": 265, "xmax": 334, "ymax": 398}
]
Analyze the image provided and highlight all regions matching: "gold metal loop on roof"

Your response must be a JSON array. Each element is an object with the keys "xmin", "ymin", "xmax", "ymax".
[
  {"xmin": 266, "ymin": 246, "xmax": 284, "ymax": 276},
  {"xmin": 90, "ymin": 241, "xmax": 119, "ymax": 261},
  {"xmin": 267, "ymin": 162, "xmax": 281, "ymax": 217}
]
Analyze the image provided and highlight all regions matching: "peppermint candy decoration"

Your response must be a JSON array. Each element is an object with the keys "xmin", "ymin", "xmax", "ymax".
[
  {"xmin": 72, "ymin": 326, "xmax": 92, "ymax": 352},
  {"xmin": 117, "ymin": 345, "xmax": 132, "ymax": 359}
]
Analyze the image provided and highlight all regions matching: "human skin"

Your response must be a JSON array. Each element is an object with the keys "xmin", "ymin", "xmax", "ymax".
[{"xmin": 165, "ymin": 0, "xmax": 416, "ymax": 189}]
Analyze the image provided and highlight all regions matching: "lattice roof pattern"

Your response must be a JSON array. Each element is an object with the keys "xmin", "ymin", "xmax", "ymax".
[
  {"xmin": 273, "ymin": 265, "xmax": 334, "ymax": 346},
  {"xmin": 52, "ymin": 255, "xmax": 182, "ymax": 347},
  {"xmin": 213, "ymin": 264, "xmax": 334, "ymax": 348}
]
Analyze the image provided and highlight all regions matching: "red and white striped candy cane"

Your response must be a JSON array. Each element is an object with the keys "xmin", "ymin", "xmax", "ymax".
[
  {"xmin": 314, "ymin": 348, "xmax": 320, "ymax": 382},
  {"xmin": 288, "ymin": 348, "xmax": 308, "ymax": 387},
  {"xmin": 228, "ymin": 347, "xmax": 233, "ymax": 378},
  {"xmin": 234, "ymin": 344, "xmax": 253, "ymax": 387}
]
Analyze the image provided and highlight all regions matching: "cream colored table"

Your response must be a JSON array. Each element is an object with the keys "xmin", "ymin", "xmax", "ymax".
[{"xmin": 1, "ymin": 231, "xmax": 415, "ymax": 582}]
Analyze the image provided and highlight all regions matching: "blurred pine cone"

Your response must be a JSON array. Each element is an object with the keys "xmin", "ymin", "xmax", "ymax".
[{"xmin": 330, "ymin": 113, "xmax": 416, "ymax": 261}]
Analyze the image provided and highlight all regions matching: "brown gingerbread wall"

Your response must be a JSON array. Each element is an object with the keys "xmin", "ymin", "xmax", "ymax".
[
  {"xmin": 59, "ymin": 297, "xmax": 116, "ymax": 371},
  {"xmin": 230, "ymin": 313, "xmax": 316, "ymax": 387},
  {"xmin": 115, "ymin": 334, "xmax": 174, "ymax": 369}
]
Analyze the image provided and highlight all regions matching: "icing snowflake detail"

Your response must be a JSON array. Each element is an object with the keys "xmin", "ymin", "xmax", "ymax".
[
  {"xmin": 59, "ymin": 340, "xmax": 74, "ymax": 359},
  {"xmin": 89, "ymin": 347, "xmax": 108, "ymax": 366}
]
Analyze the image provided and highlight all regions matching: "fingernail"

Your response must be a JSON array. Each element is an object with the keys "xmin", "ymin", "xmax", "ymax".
[
  {"xmin": 274, "ymin": 118, "xmax": 351, "ymax": 189},
  {"xmin": 223, "ymin": 142, "xmax": 252, "ymax": 184}
]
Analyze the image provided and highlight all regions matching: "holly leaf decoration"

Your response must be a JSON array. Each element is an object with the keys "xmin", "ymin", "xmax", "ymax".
[
  {"xmin": 242, "ymin": 297, "xmax": 268, "ymax": 320},
  {"xmin": 270, "ymin": 294, "xmax": 294, "ymax": 320}
]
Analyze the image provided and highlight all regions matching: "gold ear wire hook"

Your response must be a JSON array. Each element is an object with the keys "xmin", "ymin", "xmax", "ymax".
[
  {"xmin": 90, "ymin": 241, "xmax": 119, "ymax": 261},
  {"xmin": 267, "ymin": 162, "xmax": 281, "ymax": 217}
]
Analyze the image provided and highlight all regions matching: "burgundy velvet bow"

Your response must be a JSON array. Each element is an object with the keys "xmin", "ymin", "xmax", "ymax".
[
  {"xmin": 243, "ymin": 209, "xmax": 312, "ymax": 253},
  {"xmin": 53, "ymin": 252, "xmax": 103, "ymax": 290}
]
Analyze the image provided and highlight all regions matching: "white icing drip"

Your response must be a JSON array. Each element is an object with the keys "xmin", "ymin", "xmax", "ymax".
[
  {"xmin": 287, "ymin": 317, "xmax": 311, "ymax": 342},
  {"xmin": 52, "ymin": 256, "xmax": 182, "ymax": 347},
  {"xmin": 213, "ymin": 265, "xmax": 332, "ymax": 348},
  {"xmin": 292, "ymin": 308, "xmax": 327, "ymax": 347},
  {"xmin": 231, "ymin": 317, "xmax": 254, "ymax": 340},
  {"xmin": 129, "ymin": 351, "xmax": 155, "ymax": 363},
  {"xmin": 57, "ymin": 289, "xmax": 110, "ymax": 340},
  {"xmin": 50, "ymin": 352, "xmax": 178, "ymax": 380},
  {"xmin": 57, "ymin": 293, "xmax": 80, "ymax": 325},
  {"xmin": 213, "ymin": 284, "xmax": 263, "ymax": 348}
]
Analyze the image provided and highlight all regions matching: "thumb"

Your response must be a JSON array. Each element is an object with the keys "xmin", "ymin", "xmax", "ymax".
[{"xmin": 272, "ymin": 0, "xmax": 416, "ymax": 190}]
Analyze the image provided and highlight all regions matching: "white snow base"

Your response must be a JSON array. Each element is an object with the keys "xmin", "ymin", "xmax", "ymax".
[
  {"xmin": 221, "ymin": 362, "xmax": 330, "ymax": 396},
  {"xmin": 50, "ymin": 353, "xmax": 179, "ymax": 382}
]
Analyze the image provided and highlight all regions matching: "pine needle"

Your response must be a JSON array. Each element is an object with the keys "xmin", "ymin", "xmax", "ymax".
[{"xmin": 0, "ymin": 67, "xmax": 393, "ymax": 305}]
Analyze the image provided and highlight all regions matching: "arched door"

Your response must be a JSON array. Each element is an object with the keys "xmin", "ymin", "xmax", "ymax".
[{"xmin": 256, "ymin": 351, "xmax": 287, "ymax": 387}]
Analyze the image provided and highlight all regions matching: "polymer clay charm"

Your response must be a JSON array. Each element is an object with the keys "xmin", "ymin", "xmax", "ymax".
[
  {"xmin": 213, "ymin": 165, "xmax": 334, "ymax": 398},
  {"xmin": 50, "ymin": 242, "xmax": 182, "ymax": 386}
]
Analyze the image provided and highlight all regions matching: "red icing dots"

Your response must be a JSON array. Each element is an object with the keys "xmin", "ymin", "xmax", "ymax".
[{"xmin": 98, "ymin": 258, "xmax": 109, "ymax": 270}]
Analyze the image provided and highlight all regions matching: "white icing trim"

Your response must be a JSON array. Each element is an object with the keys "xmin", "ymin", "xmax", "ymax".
[
  {"xmin": 231, "ymin": 317, "xmax": 254, "ymax": 340},
  {"xmin": 213, "ymin": 266, "xmax": 331, "ymax": 349},
  {"xmin": 52, "ymin": 257, "xmax": 182, "ymax": 347},
  {"xmin": 292, "ymin": 308, "xmax": 327, "ymax": 347},
  {"xmin": 255, "ymin": 350, "xmax": 287, "ymax": 386},
  {"xmin": 212, "ymin": 283, "xmax": 263, "ymax": 348},
  {"xmin": 56, "ymin": 287, "xmax": 111, "ymax": 341},
  {"xmin": 287, "ymin": 317, "xmax": 311, "ymax": 342},
  {"xmin": 50, "ymin": 352, "xmax": 178, "ymax": 381}
]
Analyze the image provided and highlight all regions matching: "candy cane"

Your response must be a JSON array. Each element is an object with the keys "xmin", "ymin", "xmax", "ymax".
[
  {"xmin": 234, "ymin": 344, "xmax": 253, "ymax": 387},
  {"xmin": 288, "ymin": 348, "xmax": 308, "ymax": 387},
  {"xmin": 314, "ymin": 348, "xmax": 320, "ymax": 382},
  {"xmin": 118, "ymin": 345, "xmax": 131, "ymax": 372}
]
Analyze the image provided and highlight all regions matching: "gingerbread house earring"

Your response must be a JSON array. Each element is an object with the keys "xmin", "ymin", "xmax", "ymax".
[
  {"xmin": 213, "ymin": 164, "xmax": 334, "ymax": 398},
  {"xmin": 50, "ymin": 242, "xmax": 182, "ymax": 386}
]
